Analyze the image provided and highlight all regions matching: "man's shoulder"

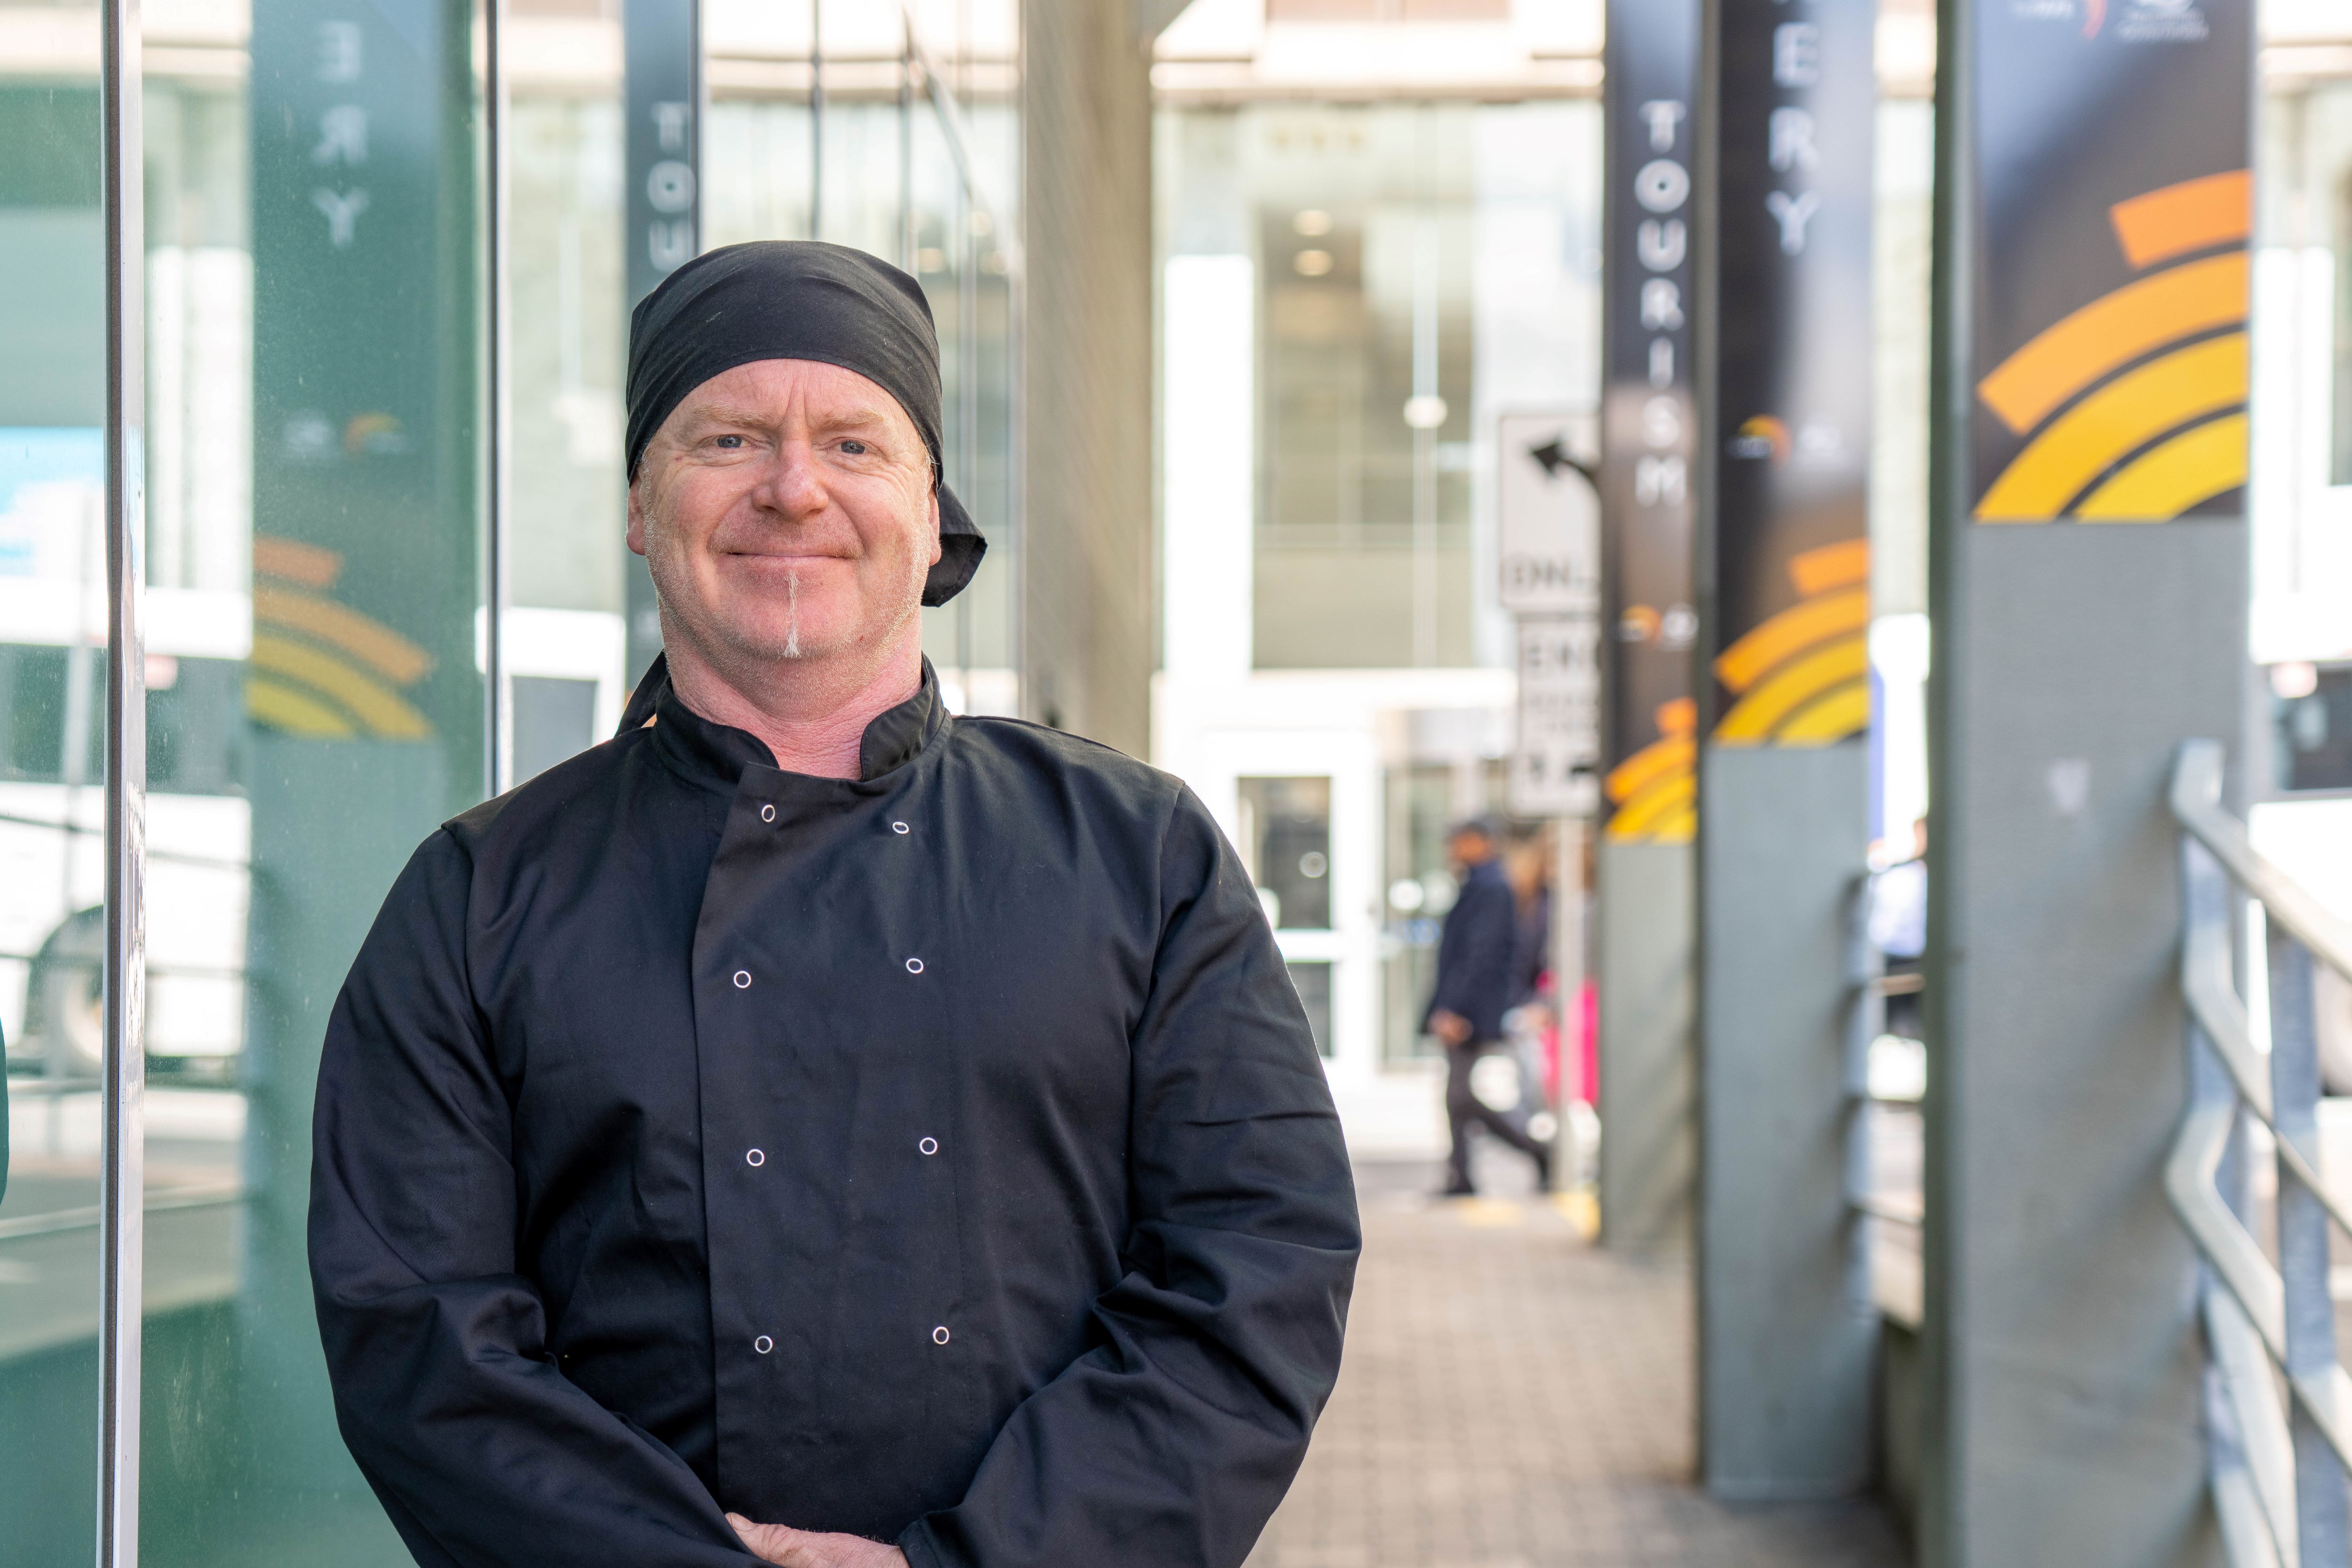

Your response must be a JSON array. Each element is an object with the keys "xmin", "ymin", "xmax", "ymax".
[
  {"xmin": 439, "ymin": 727, "xmax": 662, "ymax": 854},
  {"xmin": 947, "ymin": 715, "xmax": 1186, "ymax": 816}
]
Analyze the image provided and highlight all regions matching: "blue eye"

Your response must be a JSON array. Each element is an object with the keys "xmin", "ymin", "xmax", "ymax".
[
  {"xmin": 714, "ymin": 434, "xmax": 744, "ymax": 449},
  {"xmin": 841, "ymin": 440, "xmax": 868, "ymax": 455}
]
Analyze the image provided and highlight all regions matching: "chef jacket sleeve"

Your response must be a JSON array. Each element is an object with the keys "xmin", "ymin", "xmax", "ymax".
[
  {"xmin": 308, "ymin": 829, "xmax": 758, "ymax": 1568},
  {"xmin": 902, "ymin": 785, "xmax": 1361, "ymax": 1568}
]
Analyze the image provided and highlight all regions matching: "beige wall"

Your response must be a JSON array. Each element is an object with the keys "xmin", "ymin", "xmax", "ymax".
[{"xmin": 1020, "ymin": 0, "xmax": 1158, "ymax": 758}]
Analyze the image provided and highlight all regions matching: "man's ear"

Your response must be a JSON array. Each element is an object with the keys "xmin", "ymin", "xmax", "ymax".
[
  {"xmin": 927, "ymin": 488, "xmax": 943, "ymax": 567},
  {"xmin": 625, "ymin": 472, "xmax": 649, "ymax": 558}
]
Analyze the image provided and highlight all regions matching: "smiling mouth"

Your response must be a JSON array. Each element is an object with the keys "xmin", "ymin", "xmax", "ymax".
[{"xmin": 726, "ymin": 551, "xmax": 853, "ymax": 564}]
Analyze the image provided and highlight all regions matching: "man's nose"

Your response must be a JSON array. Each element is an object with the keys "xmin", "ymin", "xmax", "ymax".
[{"xmin": 748, "ymin": 439, "xmax": 829, "ymax": 520}]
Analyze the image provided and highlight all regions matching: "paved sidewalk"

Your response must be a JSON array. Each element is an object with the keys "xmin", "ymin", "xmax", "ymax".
[{"xmin": 1247, "ymin": 1159, "xmax": 1908, "ymax": 1568}]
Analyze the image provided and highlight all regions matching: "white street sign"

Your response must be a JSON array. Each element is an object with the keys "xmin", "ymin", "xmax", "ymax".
[
  {"xmin": 1496, "ymin": 411, "xmax": 1601, "ymax": 614},
  {"xmin": 1511, "ymin": 612, "xmax": 1603, "ymax": 818}
]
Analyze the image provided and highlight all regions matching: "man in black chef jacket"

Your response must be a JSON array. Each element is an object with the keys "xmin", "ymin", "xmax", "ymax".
[{"xmin": 309, "ymin": 242, "xmax": 1360, "ymax": 1568}]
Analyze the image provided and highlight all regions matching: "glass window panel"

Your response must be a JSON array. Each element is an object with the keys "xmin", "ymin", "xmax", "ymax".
[
  {"xmin": 1286, "ymin": 960, "xmax": 1334, "ymax": 1058},
  {"xmin": 137, "ymin": 0, "xmax": 489, "ymax": 1558},
  {"xmin": 1160, "ymin": 99, "xmax": 1602, "ymax": 672},
  {"xmin": 0, "ymin": 32, "xmax": 107, "ymax": 1568},
  {"xmin": 1382, "ymin": 763, "xmax": 1454, "ymax": 1062},
  {"xmin": 513, "ymin": 672, "xmax": 600, "ymax": 780},
  {"xmin": 511, "ymin": 94, "xmax": 626, "ymax": 617},
  {"xmin": 1236, "ymin": 775, "xmax": 1332, "ymax": 931}
]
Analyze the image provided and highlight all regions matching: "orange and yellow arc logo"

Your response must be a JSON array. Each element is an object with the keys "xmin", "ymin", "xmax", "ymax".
[
  {"xmin": 1604, "ymin": 539, "xmax": 1872, "ymax": 839},
  {"xmin": 246, "ymin": 535, "xmax": 437, "ymax": 740},
  {"xmin": 1713, "ymin": 537, "xmax": 1870, "ymax": 748},
  {"xmin": 1975, "ymin": 169, "xmax": 2250, "ymax": 523},
  {"xmin": 1604, "ymin": 698, "xmax": 1696, "ymax": 844}
]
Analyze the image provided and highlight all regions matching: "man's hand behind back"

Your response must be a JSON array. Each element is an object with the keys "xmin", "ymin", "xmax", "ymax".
[{"xmin": 726, "ymin": 1513, "xmax": 909, "ymax": 1568}]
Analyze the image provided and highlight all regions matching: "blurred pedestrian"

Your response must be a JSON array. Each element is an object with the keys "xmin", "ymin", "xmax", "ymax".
[
  {"xmin": 1425, "ymin": 818, "xmax": 1554, "ymax": 1196},
  {"xmin": 1503, "ymin": 827, "xmax": 1553, "ymax": 1013}
]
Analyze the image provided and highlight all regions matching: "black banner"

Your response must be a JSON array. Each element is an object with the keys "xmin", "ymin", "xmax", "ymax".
[
  {"xmin": 1967, "ymin": 0, "xmax": 2252, "ymax": 523},
  {"xmin": 1701, "ymin": 0, "xmax": 1875, "ymax": 748},
  {"xmin": 1598, "ymin": 0, "xmax": 1700, "ymax": 844},
  {"xmin": 623, "ymin": 0, "xmax": 700, "ymax": 684}
]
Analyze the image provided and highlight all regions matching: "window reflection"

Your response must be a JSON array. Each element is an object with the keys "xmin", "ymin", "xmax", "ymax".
[{"xmin": 0, "ymin": 39, "xmax": 110, "ymax": 1568}]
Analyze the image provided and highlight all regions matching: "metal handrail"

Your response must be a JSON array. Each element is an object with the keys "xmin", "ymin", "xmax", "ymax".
[
  {"xmin": 1847, "ymin": 870, "xmax": 1926, "ymax": 1210},
  {"xmin": 2170, "ymin": 738, "xmax": 2352, "ymax": 1568}
]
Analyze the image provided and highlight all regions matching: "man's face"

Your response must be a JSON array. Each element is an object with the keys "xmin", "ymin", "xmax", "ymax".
[
  {"xmin": 1447, "ymin": 830, "xmax": 1492, "ymax": 871},
  {"xmin": 627, "ymin": 358, "xmax": 941, "ymax": 671}
]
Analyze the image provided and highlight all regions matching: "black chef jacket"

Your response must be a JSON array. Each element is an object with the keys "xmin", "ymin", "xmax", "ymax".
[{"xmin": 308, "ymin": 663, "xmax": 1360, "ymax": 1568}]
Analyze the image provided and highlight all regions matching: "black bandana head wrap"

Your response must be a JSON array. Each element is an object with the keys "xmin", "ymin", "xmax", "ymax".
[{"xmin": 626, "ymin": 240, "xmax": 985, "ymax": 607}]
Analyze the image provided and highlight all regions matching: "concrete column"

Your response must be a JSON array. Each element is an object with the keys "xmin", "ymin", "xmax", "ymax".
[{"xmin": 1921, "ymin": 0, "xmax": 2253, "ymax": 1561}]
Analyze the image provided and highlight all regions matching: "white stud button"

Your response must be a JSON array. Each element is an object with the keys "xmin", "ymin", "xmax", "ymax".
[
  {"xmin": 905, "ymin": 957, "xmax": 924, "ymax": 975},
  {"xmin": 754, "ymin": 1335, "xmax": 773, "ymax": 1354},
  {"xmin": 733, "ymin": 970, "xmax": 752, "ymax": 989},
  {"xmin": 892, "ymin": 821, "xmax": 910, "ymax": 835},
  {"xmin": 932, "ymin": 1326, "xmax": 951, "ymax": 1345},
  {"xmin": 919, "ymin": 1137, "xmax": 939, "ymax": 1156},
  {"xmin": 746, "ymin": 1148, "xmax": 765, "ymax": 1167},
  {"xmin": 761, "ymin": 804, "xmax": 776, "ymax": 823}
]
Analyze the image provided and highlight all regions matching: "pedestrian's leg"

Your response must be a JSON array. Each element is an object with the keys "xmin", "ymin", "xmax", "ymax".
[
  {"xmin": 1443, "ymin": 1046, "xmax": 1478, "ymax": 1193},
  {"xmin": 1461, "ymin": 1049, "xmax": 1553, "ymax": 1187}
]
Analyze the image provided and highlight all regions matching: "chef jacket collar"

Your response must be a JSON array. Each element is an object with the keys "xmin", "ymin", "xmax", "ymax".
[{"xmin": 629, "ymin": 651, "xmax": 947, "ymax": 790}]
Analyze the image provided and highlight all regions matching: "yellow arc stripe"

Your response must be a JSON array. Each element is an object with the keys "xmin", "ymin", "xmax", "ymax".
[
  {"xmin": 1645, "ymin": 803, "xmax": 1696, "ymax": 845},
  {"xmin": 1605, "ymin": 735, "xmax": 1693, "ymax": 805},
  {"xmin": 250, "ymin": 633, "xmax": 434, "ymax": 739},
  {"xmin": 1975, "ymin": 253, "xmax": 2248, "ymax": 435},
  {"xmin": 254, "ymin": 586, "xmax": 435, "ymax": 686},
  {"xmin": 1714, "ymin": 587, "xmax": 1870, "ymax": 694},
  {"xmin": 1715, "ymin": 634, "xmax": 1868, "ymax": 743},
  {"xmin": 2074, "ymin": 412, "xmax": 2249, "ymax": 522},
  {"xmin": 1975, "ymin": 334, "xmax": 2247, "ymax": 522},
  {"xmin": 1788, "ymin": 538, "xmax": 1869, "ymax": 597},
  {"xmin": 1772, "ymin": 679, "xmax": 1872, "ymax": 746},
  {"xmin": 1606, "ymin": 772, "xmax": 1694, "ymax": 840},
  {"xmin": 246, "ymin": 675, "xmax": 355, "ymax": 737},
  {"xmin": 2110, "ymin": 170, "xmax": 2251, "ymax": 271}
]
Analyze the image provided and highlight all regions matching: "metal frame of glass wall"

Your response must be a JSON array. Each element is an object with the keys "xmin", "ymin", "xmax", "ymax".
[{"xmin": 1, "ymin": 0, "xmax": 1018, "ymax": 1560}]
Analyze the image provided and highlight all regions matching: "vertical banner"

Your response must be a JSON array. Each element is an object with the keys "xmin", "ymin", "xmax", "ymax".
[
  {"xmin": 1599, "ymin": 0, "xmax": 1699, "ymax": 846},
  {"xmin": 1968, "ymin": 3, "xmax": 2250, "ymax": 525},
  {"xmin": 623, "ymin": 0, "xmax": 700, "ymax": 687},
  {"xmin": 1706, "ymin": 0, "xmax": 1874, "ymax": 744},
  {"xmin": 1594, "ymin": 0, "xmax": 1700, "ymax": 1257},
  {"xmin": 1921, "ymin": 2, "xmax": 2253, "ymax": 1558},
  {"xmin": 1693, "ymin": 0, "xmax": 1875, "ymax": 1501}
]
